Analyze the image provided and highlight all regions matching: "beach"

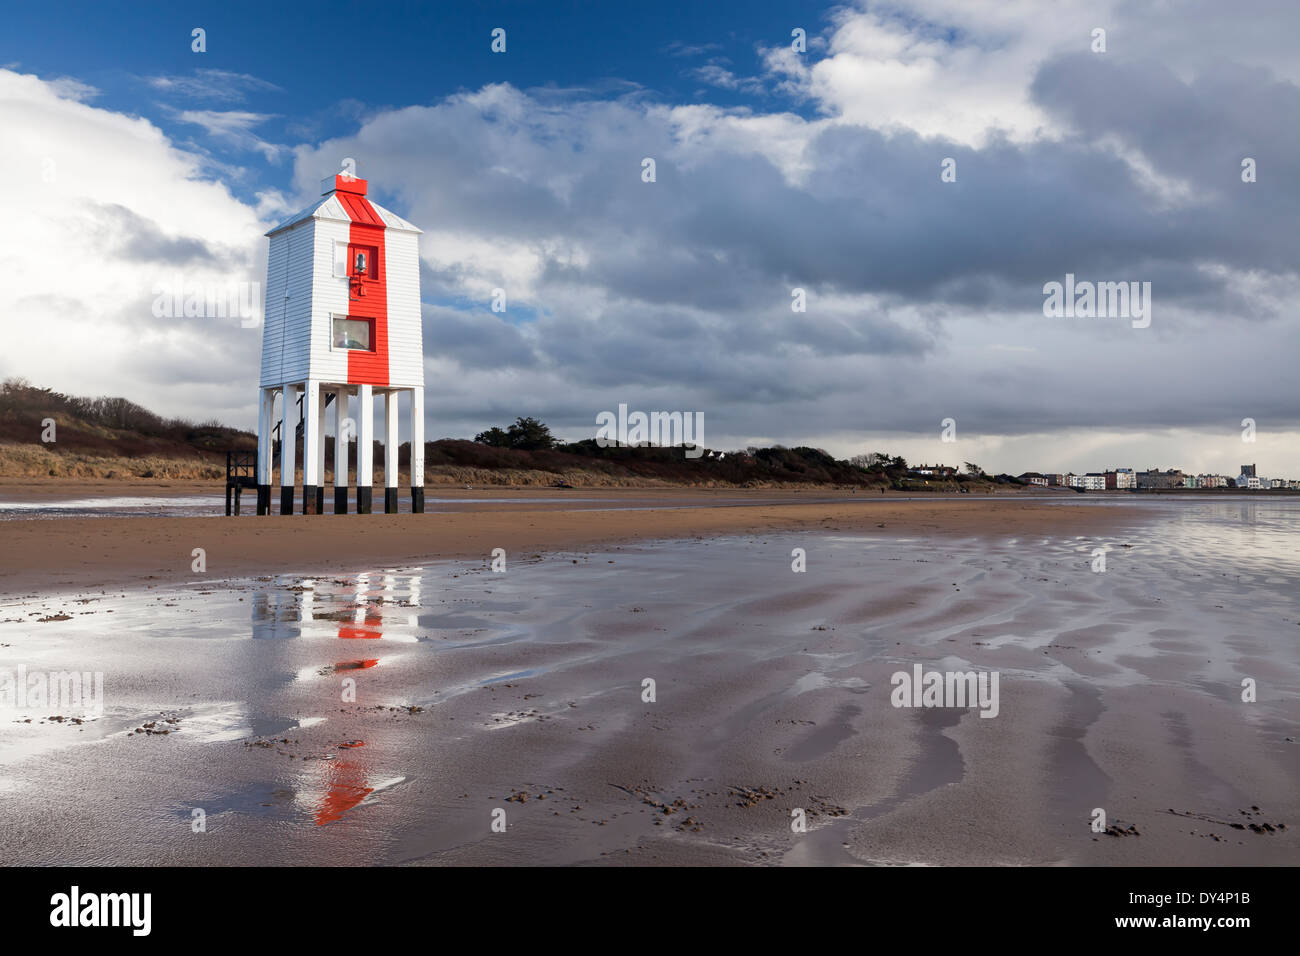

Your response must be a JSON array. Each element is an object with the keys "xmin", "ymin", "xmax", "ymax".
[
  {"xmin": 3, "ymin": 485, "xmax": 1121, "ymax": 595},
  {"xmin": 0, "ymin": 490, "xmax": 1297, "ymax": 866}
]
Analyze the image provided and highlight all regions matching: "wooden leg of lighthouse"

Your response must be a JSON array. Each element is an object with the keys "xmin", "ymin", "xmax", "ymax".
[
  {"xmin": 256, "ymin": 388, "xmax": 273, "ymax": 515},
  {"xmin": 302, "ymin": 380, "xmax": 321, "ymax": 514},
  {"xmin": 410, "ymin": 386, "xmax": 425, "ymax": 513},
  {"xmin": 279, "ymin": 384, "xmax": 296, "ymax": 515},
  {"xmin": 314, "ymin": 385, "xmax": 327, "ymax": 515},
  {"xmin": 332, "ymin": 388, "xmax": 348, "ymax": 514},
  {"xmin": 384, "ymin": 390, "xmax": 400, "ymax": 514},
  {"xmin": 356, "ymin": 384, "xmax": 374, "ymax": 514}
]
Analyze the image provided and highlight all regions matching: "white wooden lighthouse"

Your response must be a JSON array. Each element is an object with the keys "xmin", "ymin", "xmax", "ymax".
[{"xmin": 255, "ymin": 171, "xmax": 425, "ymax": 514}]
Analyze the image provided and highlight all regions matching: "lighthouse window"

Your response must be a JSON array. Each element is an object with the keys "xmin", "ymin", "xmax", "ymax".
[
  {"xmin": 349, "ymin": 243, "xmax": 378, "ymax": 278},
  {"xmin": 332, "ymin": 316, "xmax": 373, "ymax": 351},
  {"xmin": 333, "ymin": 242, "xmax": 377, "ymax": 279}
]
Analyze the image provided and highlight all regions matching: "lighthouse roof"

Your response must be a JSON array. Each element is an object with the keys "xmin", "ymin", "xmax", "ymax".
[{"xmin": 266, "ymin": 175, "xmax": 422, "ymax": 237}]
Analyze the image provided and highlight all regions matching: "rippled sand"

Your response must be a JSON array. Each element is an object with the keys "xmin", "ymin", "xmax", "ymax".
[{"xmin": 0, "ymin": 498, "xmax": 1296, "ymax": 865}]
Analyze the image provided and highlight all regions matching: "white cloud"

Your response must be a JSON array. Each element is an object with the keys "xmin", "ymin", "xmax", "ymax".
[
  {"xmin": 0, "ymin": 69, "xmax": 267, "ymax": 424},
  {"xmin": 172, "ymin": 109, "xmax": 283, "ymax": 162},
  {"xmin": 690, "ymin": 64, "xmax": 766, "ymax": 96},
  {"xmin": 44, "ymin": 76, "xmax": 99, "ymax": 102},
  {"xmin": 143, "ymin": 69, "xmax": 281, "ymax": 102},
  {"xmin": 763, "ymin": 0, "xmax": 1103, "ymax": 145}
]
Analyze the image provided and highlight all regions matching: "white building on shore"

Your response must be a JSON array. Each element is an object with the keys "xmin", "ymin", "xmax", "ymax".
[{"xmin": 255, "ymin": 171, "xmax": 425, "ymax": 516}]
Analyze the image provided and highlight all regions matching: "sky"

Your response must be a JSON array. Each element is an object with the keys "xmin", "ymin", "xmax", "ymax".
[{"xmin": 1, "ymin": 0, "xmax": 1297, "ymax": 477}]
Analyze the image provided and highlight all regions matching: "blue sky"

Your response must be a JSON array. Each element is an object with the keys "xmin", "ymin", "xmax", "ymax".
[
  {"xmin": 2, "ymin": 1, "xmax": 1299, "ymax": 476},
  {"xmin": 3, "ymin": 0, "xmax": 832, "ymax": 205}
]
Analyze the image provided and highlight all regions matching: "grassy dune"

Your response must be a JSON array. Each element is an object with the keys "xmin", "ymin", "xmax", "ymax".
[
  {"xmin": 0, "ymin": 379, "xmax": 996, "ymax": 490},
  {"xmin": 0, "ymin": 442, "xmax": 878, "ymax": 489}
]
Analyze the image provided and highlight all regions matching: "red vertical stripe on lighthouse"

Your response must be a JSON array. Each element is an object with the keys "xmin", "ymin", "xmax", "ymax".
[{"xmin": 337, "ymin": 192, "xmax": 389, "ymax": 387}]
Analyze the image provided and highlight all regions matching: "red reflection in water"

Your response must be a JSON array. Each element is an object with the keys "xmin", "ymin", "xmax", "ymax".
[
  {"xmin": 316, "ymin": 602, "xmax": 384, "ymax": 824},
  {"xmin": 314, "ymin": 757, "xmax": 373, "ymax": 826},
  {"xmin": 338, "ymin": 609, "xmax": 383, "ymax": 640}
]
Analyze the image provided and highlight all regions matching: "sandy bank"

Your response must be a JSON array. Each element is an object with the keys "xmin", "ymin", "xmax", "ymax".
[{"xmin": 0, "ymin": 492, "xmax": 1143, "ymax": 597}]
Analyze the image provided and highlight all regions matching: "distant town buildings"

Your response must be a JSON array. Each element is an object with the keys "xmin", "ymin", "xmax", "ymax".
[
  {"xmin": 1069, "ymin": 473, "xmax": 1107, "ymax": 490},
  {"xmin": 897, "ymin": 458, "xmax": 1295, "ymax": 492},
  {"xmin": 1105, "ymin": 468, "xmax": 1137, "ymax": 489},
  {"xmin": 1137, "ymin": 468, "xmax": 1184, "ymax": 489}
]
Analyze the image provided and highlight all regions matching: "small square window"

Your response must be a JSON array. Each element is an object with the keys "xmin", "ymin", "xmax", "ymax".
[{"xmin": 332, "ymin": 316, "xmax": 373, "ymax": 351}]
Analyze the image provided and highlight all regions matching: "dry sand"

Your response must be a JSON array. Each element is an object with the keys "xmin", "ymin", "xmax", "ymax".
[{"xmin": 0, "ymin": 485, "xmax": 1126, "ymax": 597}]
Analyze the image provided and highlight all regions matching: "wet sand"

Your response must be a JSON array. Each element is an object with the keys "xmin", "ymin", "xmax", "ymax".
[
  {"xmin": 0, "ymin": 488, "xmax": 1128, "ymax": 597},
  {"xmin": 2, "ymin": 496, "xmax": 1296, "ymax": 867}
]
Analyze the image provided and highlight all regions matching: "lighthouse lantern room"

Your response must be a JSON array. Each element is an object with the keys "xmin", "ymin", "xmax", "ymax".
[{"xmin": 255, "ymin": 170, "xmax": 425, "ymax": 515}]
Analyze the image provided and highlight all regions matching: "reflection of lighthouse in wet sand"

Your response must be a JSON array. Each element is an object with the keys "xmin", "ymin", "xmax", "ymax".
[{"xmin": 255, "ymin": 166, "xmax": 425, "ymax": 516}]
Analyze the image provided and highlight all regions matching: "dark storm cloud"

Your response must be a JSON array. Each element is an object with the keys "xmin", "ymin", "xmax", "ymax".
[
  {"xmin": 89, "ymin": 202, "xmax": 227, "ymax": 266},
  {"xmin": 361, "ymin": 82, "xmax": 1292, "ymax": 320},
  {"xmin": 288, "ymin": 15, "xmax": 1300, "ymax": 444},
  {"xmin": 421, "ymin": 304, "xmax": 540, "ymax": 371},
  {"xmin": 1032, "ymin": 53, "xmax": 1300, "ymax": 273}
]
